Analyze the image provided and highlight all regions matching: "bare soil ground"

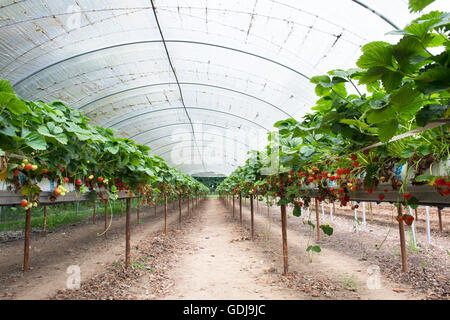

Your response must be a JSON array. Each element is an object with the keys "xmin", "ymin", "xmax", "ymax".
[
  {"xmin": 0, "ymin": 198, "xmax": 447, "ymax": 300},
  {"xmin": 0, "ymin": 201, "xmax": 185, "ymax": 299},
  {"xmin": 239, "ymin": 199, "xmax": 449, "ymax": 300}
]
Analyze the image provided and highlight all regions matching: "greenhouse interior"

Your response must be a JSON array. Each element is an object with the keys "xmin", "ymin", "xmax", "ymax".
[{"xmin": 0, "ymin": 0, "xmax": 449, "ymax": 304}]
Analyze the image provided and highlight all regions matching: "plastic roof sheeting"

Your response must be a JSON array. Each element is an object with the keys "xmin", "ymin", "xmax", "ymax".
[{"xmin": 1, "ymin": 0, "xmax": 448, "ymax": 176}]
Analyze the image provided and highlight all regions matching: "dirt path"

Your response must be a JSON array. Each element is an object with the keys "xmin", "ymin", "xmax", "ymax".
[
  {"xmin": 161, "ymin": 198, "xmax": 304, "ymax": 300},
  {"xmin": 0, "ymin": 201, "xmax": 186, "ymax": 299}
]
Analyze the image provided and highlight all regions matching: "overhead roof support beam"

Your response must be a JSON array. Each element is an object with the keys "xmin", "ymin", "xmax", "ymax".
[
  {"xmin": 79, "ymin": 82, "xmax": 293, "ymax": 119},
  {"xmin": 12, "ymin": 40, "xmax": 310, "ymax": 89},
  {"xmin": 107, "ymin": 106, "xmax": 270, "ymax": 131},
  {"xmin": 129, "ymin": 122, "xmax": 228, "ymax": 140},
  {"xmin": 149, "ymin": 0, "xmax": 206, "ymax": 172}
]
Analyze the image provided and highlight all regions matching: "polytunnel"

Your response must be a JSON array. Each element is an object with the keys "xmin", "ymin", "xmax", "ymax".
[
  {"xmin": 0, "ymin": 0, "xmax": 450, "ymax": 304},
  {"xmin": 2, "ymin": 0, "xmax": 447, "ymax": 177}
]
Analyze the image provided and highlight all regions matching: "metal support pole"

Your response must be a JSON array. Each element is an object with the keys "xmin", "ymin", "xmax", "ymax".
[
  {"xmin": 437, "ymin": 207, "xmax": 443, "ymax": 232},
  {"xmin": 232, "ymin": 196, "xmax": 235, "ymax": 218},
  {"xmin": 239, "ymin": 196, "xmax": 242, "ymax": 225},
  {"xmin": 93, "ymin": 201, "xmax": 96, "ymax": 224},
  {"xmin": 42, "ymin": 206, "xmax": 48, "ymax": 236},
  {"xmin": 137, "ymin": 197, "xmax": 141, "ymax": 224},
  {"xmin": 23, "ymin": 208, "xmax": 31, "ymax": 272},
  {"xmin": 354, "ymin": 202, "xmax": 359, "ymax": 233},
  {"xmin": 409, "ymin": 207, "xmax": 417, "ymax": 248},
  {"xmin": 425, "ymin": 206, "xmax": 431, "ymax": 245},
  {"xmin": 179, "ymin": 197, "xmax": 182, "ymax": 225},
  {"xmin": 362, "ymin": 202, "xmax": 366, "ymax": 228},
  {"xmin": 125, "ymin": 198, "xmax": 131, "ymax": 269},
  {"xmin": 281, "ymin": 204, "xmax": 288, "ymax": 276},
  {"xmin": 315, "ymin": 198, "xmax": 320, "ymax": 241},
  {"xmin": 250, "ymin": 195, "xmax": 254, "ymax": 240},
  {"xmin": 164, "ymin": 193, "xmax": 168, "ymax": 236},
  {"xmin": 104, "ymin": 201, "xmax": 108, "ymax": 239},
  {"xmin": 398, "ymin": 205, "xmax": 408, "ymax": 272}
]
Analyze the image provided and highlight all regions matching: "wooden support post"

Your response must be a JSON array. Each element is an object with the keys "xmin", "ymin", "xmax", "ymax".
[
  {"xmin": 232, "ymin": 196, "xmax": 235, "ymax": 218},
  {"xmin": 414, "ymin": 208, "xmax": 418, "ymax": 221},
  {"xmin": 164, "ymin": 193, "xmax": 168, "ymax": 236},
  {"xmin": 437, "ymin": 207, "xmax": 443, "ymax": 232},
  {"xmin": 179, "ymin": 197, "xmax": 182, "ymax": 225},
  {"xmin": 137, "ymin": 197, "xmax": 141, "ymax": 224},
  {"xmin": 104, "ymin": 200, "xmax": 108, "ymax": 239},
  {"xmin": 315, "ymin": 198, "xmax": 320, "ymax": 241},
  {"xmin": 188, "ymin": 198, "xmax": 191, "ymax": 217},
  {"xmin": 250, "ymin": 195, "xmax": 254, "ymax": 240},
  {"xmin": 369, "ymin": 202, "xmax": 373, "ymax": 222},
  {"xmin": 125, "ymin": 198, "xmax": 131, "ymax": 269},
  {"xmin": 23, "ymin": 208, "xmax": 31, "ymax": 272},
  {"xmin": 42, "ymin": 206, "xmax": 48, "ymax": 236},
  {"xmin": 239, "ymin": 196, "xmax": 242, "ymax": 225},
  {"xmin": 121, "ymin": 200, "xmax": 123, "ymax": 217},
  {"xmin": 397, "ymin": 205, "xmax": 408, "ymax": 273},
  {"xmin": 93, "ymin": 201, "xmax": 96, "ymax": 224},
  {"xmin": 280, "ymin": 204, "xmax": 288, "ymax": 276}
]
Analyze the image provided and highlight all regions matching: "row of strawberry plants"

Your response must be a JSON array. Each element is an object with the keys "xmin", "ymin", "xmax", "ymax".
[
  {"xmin": 0, "ymin": 79, "xmax": 209, "ymax": 209},
  {"xmin": 218, "ymin": 2, "xmax": 449, "ymax": 225}
]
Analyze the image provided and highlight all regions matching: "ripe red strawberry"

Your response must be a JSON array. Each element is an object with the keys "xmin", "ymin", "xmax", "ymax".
[
  {"xmin": 442, "ymin": 189, "xmax": 449, "ymax": 196},
  {"xmin": 367, "ymin": 189, "xmax": 373, "ymax": 195},
  {"xmin": 329, "ymin": 175, "xmax": 335, "ymax": 181},
  {"xmin": 25, "ymin": 164, "xmax": 32, "ymax": 171},
  {"xmin": 317, "ymin": 175, "xmax": 323, "ymax": 180},
  {"xmin": 14, "ymin": 170, "xmax": 19, "ymax": 177},
  {"xmin": 403, "ymin": 215, "xmax": 414, "ymax": 226},
  {"xmin": 353, "ymin": 161, "xmax": 359, "ymax": 167},
  {"xmin": 98, "ymin": 177, "xmax": 104, "ymax": 183},
  {"xmin": 21, "ymin": 199, "xmax": 28, "ymax": 207},
  {"xmin": 344, "ymin": 168, "xmax": 351, "ymax": 174},
  {"xmin": 384, "ymin": 189, "xmax": 389, "ymax": 193},
  {"xmin": 42, "ymin": 169, "xmax": 48, "ymax": 174},
  {"xmin": 308, "ymin": 177, "xmax": 314, "ymax": 182},
  {"xmin": 395, "ymin": 216, "xmax": 403, "ymax": 222},
  {"xmin": 60, "ymin": 168, "xmax": 64, "ymax": 173},
  {"xmin": 446, "ymin": 181, "xmax": 450, "ymax": 188},
  {"xmin": 435, "ymin": 178, "xmax": 445, "ymax": 187},
  {"xmin": 378, "ymin": 194, "xmax": 385, "ymax": 201},
  {"xmin": 76, "ymin": 179, "xmax": 82, "ymax": 186},
  {"xmin": 63, "ymin": 177, "xmax": 69, "ymax": 183},
  {"xmin": 336, "ymin": 168, "xmax": 344, "ymax": 175},
  {"xmin": 351, "ymin": 154, "xmax": 357, "ymax": 161},
  {"xmin": 338, "ymin": 188, "xmax": 344, "ymax": 194},
  {"xmin": 330, "ymin": 187, "xmax": 335, "ymax": 192},
  {"xmin": 312, "ymin": 167, "xmax": 319, "ymax": 172},
  {"xmin": 402, "ymin": 193, "xmax": 412, "ymax": 201},
  {"xmin": 322, "ymin": 171, "xmax": 328, "ymax": 176}
]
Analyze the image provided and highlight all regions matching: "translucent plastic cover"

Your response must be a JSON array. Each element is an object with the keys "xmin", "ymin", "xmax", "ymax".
[{"xmin": 1, "ymin": 0, "xmax": 447, "ymax": 175}]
